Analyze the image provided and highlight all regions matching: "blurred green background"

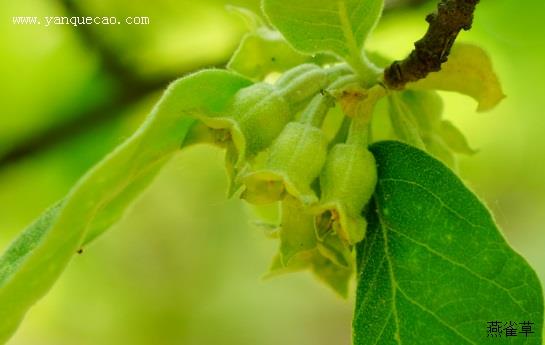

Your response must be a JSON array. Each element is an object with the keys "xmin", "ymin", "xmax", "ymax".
[{"xmin": 0, "ymin": 0, "xmax": 543, "ymax": 344}]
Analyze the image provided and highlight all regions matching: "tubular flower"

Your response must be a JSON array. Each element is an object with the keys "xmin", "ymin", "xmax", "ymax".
[
  {"xmin": 314, "ymin": 143, "xmax": 377, "ymax": 245},
  {"xmin": 189, "ymin": 64, "xmax": 329, "ymax": 194},
  {"xmin": 242, "ymin": 122, "xmax": 329, "ymax": 205},
  {"xmin": 241, "ymin": 93, "xmax": 334, "ymax": 205}
]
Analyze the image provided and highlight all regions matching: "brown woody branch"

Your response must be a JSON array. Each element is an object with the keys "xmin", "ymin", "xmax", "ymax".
[{"xmin": 383, "ymin": 0, "xmax": 480, "ymax": 90}]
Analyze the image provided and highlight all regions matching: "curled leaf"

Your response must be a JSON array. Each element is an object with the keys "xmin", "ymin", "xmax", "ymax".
[
  {"xmin": 0, "ymin": 70, "xmax": 252, "ymax": 344},
  {"xmin": 408, "ymin": 43, "xmax": 505, "ymax": 112}
]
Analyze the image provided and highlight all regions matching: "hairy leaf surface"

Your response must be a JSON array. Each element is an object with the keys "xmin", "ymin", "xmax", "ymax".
[
  {"xmin": 354, "ymin": 141, "xmax": 543, "ymax": 345},
  {"xmin": 262, "ymin": 0, "xmax": 383, "ymax": 69}
]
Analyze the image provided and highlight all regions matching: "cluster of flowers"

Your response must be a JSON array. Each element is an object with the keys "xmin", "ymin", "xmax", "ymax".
[{"xmin": 186, "ymin": 64, "xmax": 377, "ymax": 296}]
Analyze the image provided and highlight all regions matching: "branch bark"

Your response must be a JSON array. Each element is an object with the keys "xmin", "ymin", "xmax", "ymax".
[{"xmin": 383, "ymin": 0, "xmax": 480, "ymax": 90}]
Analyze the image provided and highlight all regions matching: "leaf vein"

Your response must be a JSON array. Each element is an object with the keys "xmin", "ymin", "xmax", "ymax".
[
  {"xmin": 395, "ymin": 286, "xmax": 478, "ymax": 345},
  {"xmin": 379, "ymin": 210, "xmax": 403, "ymax": 345},
  {"xmin": 355, "ymin": 255, "xmax": 387, "ymax": 319},
  {"xmin": 386, "ymin": 225, "xmax": 530, "ymax": 315},
  {"xmin": 374, "ymin": 310, "xmax": 393, "ymax": 345},
  {"xmin": 380, "ymin": 177, "xmax": 487, "ymax": 230}
]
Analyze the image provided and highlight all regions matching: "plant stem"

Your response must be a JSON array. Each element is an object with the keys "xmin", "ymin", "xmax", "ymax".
[
  {"xmin": 383, "ymin": 0, "xmax": 480, "ymax": 89},
  {"xmin": 346, "ymin": 85, "xmax": 387, "ymax": 146},
  {"xmin": 300, "ymin": 93, "xmax": 335, "ymax": 128},
  {"xmin": 347, "ymin": 116, "xmax": 370, "ymax": 147}
]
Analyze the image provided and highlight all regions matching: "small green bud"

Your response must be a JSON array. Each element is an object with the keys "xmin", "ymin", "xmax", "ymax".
[
  {"xmin": 189, "ymin": 65, "xmax": 331, "ymax": 196},
  {"xmin": 315, "ymin": 143, "xmax": 377, "ymax": 245},
  {"xmin": 242, "ymin": 122, "xmax": 329, "ymax": 205},
  {"xmin": 190, "ymin": 81, "xmax": 293, "ymax": 195},
  {"xmin": 230, "ymin": 83, "xmax": 293, "ymax": 156}
]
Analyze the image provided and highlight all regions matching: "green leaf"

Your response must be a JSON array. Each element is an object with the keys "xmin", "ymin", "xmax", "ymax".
[
  {"xmin": 0, "ymin": 70, "xmax": 251, "ymax": 344},
  {"xmin": 228, "ymin": 29, "xmax": 337, "ymax": 81},
  {"xmin": 262, "ymin": 0, "xmax": 383, "ymax": 75},
  {"xmin": 408, "ymin": 43, "xmax": 506, "ymax": 112},
  {"xmin": 398, "ymin": 90, "xmax": 473, "ymax": 168},
  {"xmin": 399, "ymin": 90, "xmax": 443, "ymax": 133},
  {"xmin": 424, "ymin": 133, "xmax": 457, "ymax": 170},
  {"xmin": 439, "ymin": 120, "xmax": 477, "ymax": 155},
  {"xmin": 227, "ymin": 6, "xmax": 336, "ymax": 81},
  {"xmin": 354, "ymin": 141, "xmax": 543, "ymax": 344},
  {"xmin": 228, "ymin": 30, "xmax": 312, "ymax": 81},
  {"xmin": 387, "ymin": 95, "xmax": 425, "ymax": 150}
]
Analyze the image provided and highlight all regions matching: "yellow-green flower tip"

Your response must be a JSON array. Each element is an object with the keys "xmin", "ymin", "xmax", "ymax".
[
  {"xmin": 314, "ymin": 202, "xmax": 367, "ymax": 245},
  {"xmin": 241, "ymin": 171, "xmax": 286, "ymax": 205}
]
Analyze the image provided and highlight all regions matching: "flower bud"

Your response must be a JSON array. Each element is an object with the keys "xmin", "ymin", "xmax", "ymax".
[
  {"xmin": 242, "ymin": 122, "xmax": 329, "ymax": 205},
  {"xmin": 188, "ymin": 82, "xmax": 290, "ymax": 196},
  {"xmin": 315, "ymin": 143, "xmax": 377, "ymax": 245},
  {"xmin": 197, "ymin": 82, "xmax": 292, "ymax": 163},
  {"xmin": 191, "ymin": 65, "xmax": 331, "ymax": 196}
]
